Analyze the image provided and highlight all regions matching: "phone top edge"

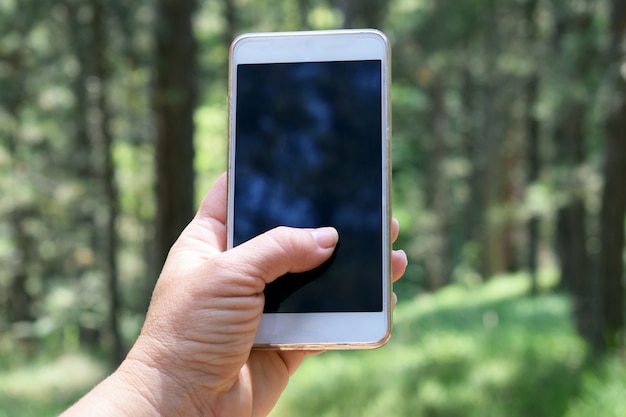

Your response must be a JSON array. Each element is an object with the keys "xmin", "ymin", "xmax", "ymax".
[
  {"xmin": 231, "ymin": 28, "xmax": 388, "ymax": 49},
  {"xmin": 232, "ymin": 28, "xmax": 388, "ymax": 42},
  {"xmin": 230, "ymin": 29, "xmax": 389, "ymax": 65}
]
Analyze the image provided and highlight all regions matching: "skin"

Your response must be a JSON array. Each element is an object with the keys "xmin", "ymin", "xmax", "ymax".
[{"xmin": 62, "ymin": 173, "xmax": 408, "ymax": 417}]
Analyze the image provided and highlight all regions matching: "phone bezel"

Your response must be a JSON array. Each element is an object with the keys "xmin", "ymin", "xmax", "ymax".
[{"xmin": 227, "ymin": 29, "xmax": 392, "ymax": 350}]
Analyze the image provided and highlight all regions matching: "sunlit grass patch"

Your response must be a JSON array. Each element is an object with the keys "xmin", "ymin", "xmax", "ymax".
[
  {"xmin": 270, "ymin": 274, "xmax": 590, "ymax": 417},
  {"xmin": 565, "ymin": 357, "xmax": 626, "ymax": 417},
  {"xmin": 0, "ymin": 353, "xmax": 106, "ymax": 417}
]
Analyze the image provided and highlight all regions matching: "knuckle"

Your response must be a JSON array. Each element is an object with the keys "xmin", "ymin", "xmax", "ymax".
[{"xmin": 268, "ymin": 226, "xmax": 303, "ymax": 254}]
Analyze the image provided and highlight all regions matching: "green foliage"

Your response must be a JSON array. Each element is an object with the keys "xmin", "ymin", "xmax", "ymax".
[
  {"xmin": 1, "ymin": 0, "xmax": 625, "ymax": 412},
  {"xmin": 0, "ymin": 353, "xmax": 106, "ymax": 417},
  {"xmin": 565, "ymin": 358, "xmax": 626, "ymax": 417},
  {"xmin": 270, "ymin": 276, "xmax": 626, "ymax": 417},
  {"xmin": 194, "ymin": 100, "xmax": 228, "ymax": 202},
  {"xmin": 0, "ymin": 277, "xmax": 624, "ymax": 416}
]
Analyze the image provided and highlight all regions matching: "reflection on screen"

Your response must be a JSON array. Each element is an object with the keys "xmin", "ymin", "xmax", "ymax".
[{"xmin": 234, "ymin": 60, "xmax": 383, "ymax": 313}]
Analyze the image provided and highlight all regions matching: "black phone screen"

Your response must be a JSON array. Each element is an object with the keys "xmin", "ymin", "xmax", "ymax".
[{"xmin": 233, "ymin": 60, "xmax": 384, "ymax": 313}]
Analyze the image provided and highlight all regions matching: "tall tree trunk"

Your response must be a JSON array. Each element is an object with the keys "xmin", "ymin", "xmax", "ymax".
[
  {"xmin": 92, "ymin": 0, "xmax": 124, "ymax": 365},
  {"xmin": 3, "ymin": 47, "xmax": 33, "ymax": 324},
  {"xmin": 423, "ymin": 77, "xmax": 450, "ymax": 289},
  {"xmin": 66, "ymin": 0, "xmax": 107, "ymax": 349},
  {"xmin": 297, "ymin": 0, "xmax": 311, "ymax": 30},
  {"xmin": 222, "ymin": 0, "xmax": 238, "ymax": 46},
  {"xmin": 551, "ymin": 3, "xmax": 603, "ymax": 350},
  {"xmin": 153, "ymin": 0, "xmax": 197, "ymax": 272},
  {"xmin": 339, "ymin": 0, "xmax": 389, "ymax": 29},
  {"xmin": 461, "ymin": 68, "xmax": 486, "ymax": 277},
  {"xmin": 554, "ymin": 106, "xmax": 587, "ymax": 295},
  {"xmin": 524, "ymin": 0, "xmax": 540, "ymax": 294},
  {"xmin": 8, "ymin": 210, "xmax": 35, "ymax": 323},
  {"xmin": 600, "ymin": 0, "xmax": 626, "ymax": 350},
  {"xmin": 481, "ymin": 0, "xmax": 506, "ymax": 279}
]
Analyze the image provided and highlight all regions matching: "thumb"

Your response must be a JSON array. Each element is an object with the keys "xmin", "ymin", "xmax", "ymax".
[{"xmin": 223, "ymin": 226, "xmax": 339, "ymax": 285}]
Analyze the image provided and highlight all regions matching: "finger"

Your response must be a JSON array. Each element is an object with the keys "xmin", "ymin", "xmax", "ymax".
[
  {"xmin": 391, "ymin": 217, "xmax": 400, "ymax": 243},
  {"xmin": 392, "ymin": 249, "xmax": 408, "ymax": 282},
  {"xmin": 247, "ymin": 351, "xmax": 306, "ymax": 417},
  {"xmin": 222, "ymin": 226, "xmax": 339, "ymax": 285},
  {"xmin": 168, "ymin": 173, "xmax": 228, "ymax": 258},
  {"xmin": 196, "ymin": 172, "xmax": 228, "ymax": 224}
]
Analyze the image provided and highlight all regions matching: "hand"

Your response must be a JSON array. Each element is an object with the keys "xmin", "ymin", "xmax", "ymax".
[{"xmin": 62, "ymin": 173, "xmax": 408, "ymax": 417}]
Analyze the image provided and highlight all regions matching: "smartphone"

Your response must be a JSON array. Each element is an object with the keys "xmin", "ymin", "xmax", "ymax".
[{"xmin": 227, "ymin": 29, "xmax": 391, "ymax": 349}]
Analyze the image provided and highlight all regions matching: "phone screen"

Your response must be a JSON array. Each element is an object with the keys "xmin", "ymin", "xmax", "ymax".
[{"xmin": 233, "ymin": 59, "xmax": 383, "ymax": 313}]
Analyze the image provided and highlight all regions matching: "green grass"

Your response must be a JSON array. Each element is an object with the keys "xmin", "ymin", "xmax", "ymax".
[
  {"xmin": 565, "ymin": 357, "xmax": 626, "ymax": 417},
  {"xmin": 0, "ymin": 353, "xmax": 106, "ymax": 417},
  {"xmin": 270, "ymin": 274, "xmax": 625, "ymax": 417},
  {"xmin": 1, "ymin": 274, "xmax": 624, "ymax": 416}
]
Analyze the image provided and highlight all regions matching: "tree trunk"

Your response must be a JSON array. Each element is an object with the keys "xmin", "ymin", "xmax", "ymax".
[
  {"xmin": 66, "ymin": 0, "xmax": 107, "ymax": 349},
  {"xmin": 3, "ymin": 46, "xmax": 33, "ymax": 324},
  {"xmin": 222, "ymin": 0, "xmax": 238, "ymax": 46},
  {"xmin": 461, "ymin": 68, "xmax": 486, "ymax": 277},
  {"xmin": 92, "ymin": 0, "xmax": 124, "ymax": 365},
  {"xmin": 339, "ymin": 0, "xmax": 389, "ymax": 29},
  {"xmin": 297, "ymin": 0, "xmax": 311, "ymax": 30},
  {"xmin": 524, "ymin": 0, "xmax": 540, "ymax": 294},
  {"xmin": 153, "ymin": 0, "xmax": 197, "ymax": 272},
  {"xmin": 423, "ymin": 77, "xmax": 450, "ymax": 289},
  {"xmin": 600, "ymin": 0, "xmax": 626, "ymax": 350},
  {"xmin": 481, "ymin": 0, "xmax": 506, "ymax": 279},
  {"xmin": 554, "ymin": 105, "xmax": 587, "ymax": 297},
  {"xmin": 8, "ymin": 208, "xmax": 35, "ymax": 323},
  {"xmin": 551, "ymin": 4, "xmax": 603, "ymax": 350}
]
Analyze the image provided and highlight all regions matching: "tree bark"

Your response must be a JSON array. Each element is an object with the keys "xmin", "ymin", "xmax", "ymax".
[
  {"xmin": 600, "ymin": 0, "xmax": 626, "ymax": 350},
  {"xmin": 551, "ymin": 3, "xmax": 603, "ymax": 351},
  {"xmin": 339, "ymin": 0, "xmax": 389, "ymax": 29},
  {"xmin": 153, "ymin": 0, "xmax": 197, "ymax": 271},
  {"xmin": 524, "ymin": 0, "xmax": 540, "ymax": 294},
  {"xmin": 423, "ymin": 77, "xmax": 450, "ymax": 289},
  {"xmin": 297, "ymin": 0, "xmax": 311, "ymax": 30},
  {"xmin": 222, "ymin": 0, "xmax": 238, "ymax": 46},
  {"xmin": 481, "ymin": 0, "xmax": 507, "ymax": 279},
  {"xmin": 92, "ymin": 0, "xmax": 124, "ymax": 365}
]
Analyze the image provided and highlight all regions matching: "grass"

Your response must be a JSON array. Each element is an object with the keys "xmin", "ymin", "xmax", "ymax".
[
  {"xmin": 269, "ymin": 274, "xmax": 625, "ymax": 417},
  {"xmin": 0, "ymin": 353, "xmax": 106, "ymax": 417},
  {"xmin": 565, "ymin": 357, "xmax": 626, "ymax": 417},
  {"xmin": 1, "ymin": 273, "xmax": 624, "ymax": 416}
]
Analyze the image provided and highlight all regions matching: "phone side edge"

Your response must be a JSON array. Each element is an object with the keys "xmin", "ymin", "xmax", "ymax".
[{"xmin": 226, "ymin": 36, "xmax": 240, "ymax": 251}]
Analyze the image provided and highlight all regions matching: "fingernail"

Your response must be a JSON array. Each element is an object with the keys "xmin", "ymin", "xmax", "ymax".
[
  {"xmin": 311, "ymin": 227, "xmax": 339, "ymax": 249},
  {"xmin": 399, "ymin": 249, "xmax": 408, "ymax": 266}
]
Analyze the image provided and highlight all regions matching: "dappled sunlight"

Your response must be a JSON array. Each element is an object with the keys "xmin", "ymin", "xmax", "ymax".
[
  {"xmin": 0, "ymin": 353, "xmax": 107, "ymax": 416},
  {"xmin": 468, "ymin": 358, "xmax": 518, "ymax": 390},
  {"xmin": 2, "ymin": 0, "xmax": 625, "ymax": 415},
  {"xmin": 0, "ymin": 353, "xmax": 106, "ymax": 399},
  {"xmin": 194, "ymin": 103, "xmax": 228, "ymax": 204},
  {"xmin": 270, "ymin": 275, "xmax": 597, "ymax": 417}
]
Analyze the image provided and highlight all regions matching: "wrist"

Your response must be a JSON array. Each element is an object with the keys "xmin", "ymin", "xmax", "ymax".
[
  {"xmin": 114, "ymin": 341, "xmax": 216, "ymax": 417},
  {"xmin": 61, "ymin": 344, "xmax": 215, "ymax": 417},
  {"xmin": 60, "ymin": 362, "xmax": 163, "ymax": 417}
]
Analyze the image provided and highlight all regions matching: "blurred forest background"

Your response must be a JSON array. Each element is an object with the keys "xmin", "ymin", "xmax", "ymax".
[{"xmin": 1, "ymin": 0, "xmax": 625, "ymax": 415}]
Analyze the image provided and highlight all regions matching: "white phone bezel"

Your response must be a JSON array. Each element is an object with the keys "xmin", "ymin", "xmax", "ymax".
[{"xmin": 227, "ymin": 29, "xmax": 392, "ymax": 350}]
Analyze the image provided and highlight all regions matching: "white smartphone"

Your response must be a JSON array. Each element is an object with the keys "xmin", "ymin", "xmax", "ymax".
[{"xmin": 227, "ymin": 29, "xmax": 392, "ymax": 349}]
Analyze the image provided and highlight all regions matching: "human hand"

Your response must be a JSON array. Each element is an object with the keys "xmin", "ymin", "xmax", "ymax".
[{"xmin": 62, "ymin": 173, "xmax": 407, "ymax": 417}]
